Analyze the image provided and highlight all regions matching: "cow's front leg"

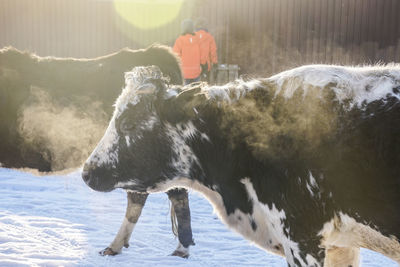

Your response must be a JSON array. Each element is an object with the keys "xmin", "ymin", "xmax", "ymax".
[
  {"xmin": 167, "ymin": 188, "xmax": 195, "ymax": 258},
  {"xmin": 324, "ymin": 246, "xmax": 360, "ymax": 267},
  {"xmin": 100, "ymin": 191, "xmax": 148, "ymax": 256}
]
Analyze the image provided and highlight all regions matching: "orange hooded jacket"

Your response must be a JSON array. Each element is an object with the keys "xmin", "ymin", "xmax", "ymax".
[
  {"xmin": 196, "ymin": 30, "xmax": 218, "ymax": 71},
  {"xmin": 173, "ymin": 34, "xmax": 201, "ymax": 79}
]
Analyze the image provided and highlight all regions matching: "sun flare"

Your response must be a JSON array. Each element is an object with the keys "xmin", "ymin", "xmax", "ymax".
[{"xmin": 113, "ymin": 0, "xmax": 185, "ymax": 30}]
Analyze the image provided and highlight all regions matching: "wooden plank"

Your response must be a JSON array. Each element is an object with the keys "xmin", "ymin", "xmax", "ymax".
[
  {"xmin": 319, "ymin": 0, "xmax": 328, "ymax": 63},
  {"xmin": 390, "ymin": 0, "xmax": 399, "ymax": 53},
  {"xmin": 364, "ymin": 1, "xmax": 375, "ymax": 64},
  {"xmin": 346, "ymin": 0, "xmax": 356, "ymax": 64},
  {"xmin": 279, "ymin": 0, "xmax": 288, "ymax": 47},
  {"xmin": 0, "ymin": 0, "xmax": 5, "ymax": 46},
  {"xmin": 271, "ymin": 0, "xmax": 279, "ymax": 72},
  {"xmin": 298, "ymin": 0, "xmax": 308, "ymax": 63},
  {"xmin": 375, "ymin": 0, "xmax": 385, "ymax": 61},
  {"xmin": 332, "ymin": 0, "xmax": 342, "ymax": 64},
  {"xmin": 382, "ymin": 0, "xmax": 391, "ymax": 61},
  {"xmin": 218, "ymin": 0, "xmax": 226, "ymax": 63},
  {"xmin": 367, "ymin": 0, "xmax": 375, "ymax": 63},
  {"xmin": 324, "ymin": 0, "xmax": 334, "ymax": 63},
  {"xmin": 311, "ymin": 0, "xmax": 320, "ymax": 63},
  {"xmin": 395, "ymin": 0, "xmax": 400, "ymax": 62},
  {"xmin": 14, "ymin": 0, "xmax": 22, "ymax": 51},
  {"xmin": 291, "ymin": 0, "xmax": 301, "ymax": 53},
  {"xmin": 352, "ymin": 0, "xmax": 363, "ymax": 64},
  {"xmin": 360, "ymin": 0, "xmax": 370, "ymax": 64},
  {"xmin": 285, "ymin": 0, "xmax": 294, "ymax": 52},
  {"xmin": 339, "ymin": 0, "xmax": 348, "ymax": 54},
  {"xmin": 305, "ymin": 0, "xmax": 314, "ymax": 63}
]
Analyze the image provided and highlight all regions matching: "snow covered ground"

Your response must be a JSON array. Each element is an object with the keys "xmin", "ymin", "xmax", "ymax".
[{"xmin": 0, "ymin": 167, "xmax": 397, "ymax": 267}]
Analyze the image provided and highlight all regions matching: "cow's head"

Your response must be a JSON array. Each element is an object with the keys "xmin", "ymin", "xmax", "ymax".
[{"xmin": 82, "ymin": 66, "xmax": 198, "ymax": 192}]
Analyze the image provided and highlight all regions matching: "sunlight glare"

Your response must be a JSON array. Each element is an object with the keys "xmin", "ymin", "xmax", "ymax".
[{"xmin": 113, "ymin": 0, "xmax": 185, "ymax": 30}]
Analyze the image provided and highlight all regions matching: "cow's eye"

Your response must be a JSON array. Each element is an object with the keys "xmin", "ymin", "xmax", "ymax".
[{"xmin": 119, "ymin": 116, "xmax": 136, "ymax": 133}]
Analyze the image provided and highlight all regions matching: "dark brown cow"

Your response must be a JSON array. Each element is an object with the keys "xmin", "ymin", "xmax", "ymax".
[{"xmin": 0, "ymin": 45, "xmax": 194, "ymax": 257}]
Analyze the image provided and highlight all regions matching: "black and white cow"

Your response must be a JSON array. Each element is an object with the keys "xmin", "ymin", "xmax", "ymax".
[
  {"xmin": 0, "ymin": 45, "xmax": 194, "ymax": 257},
  {"xmin": 83, "ymin": 64, "xmax": 400, "ymax": 266}
]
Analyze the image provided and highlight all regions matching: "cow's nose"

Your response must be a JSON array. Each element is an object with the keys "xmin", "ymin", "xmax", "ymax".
[
  {"xmin": 81, "ymin": 162, "xmax": 116, "ymax": 192},
  {"xmin": 82, "ymin": 163, "xmax": 94, "ymax": 185}
]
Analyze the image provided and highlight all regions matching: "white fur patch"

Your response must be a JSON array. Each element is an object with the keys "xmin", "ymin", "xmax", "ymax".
[
  {"xmin": 306, "ymin": 171, "xmax": 320, "ymax": 198},
  {"xmin": 115, "ymin": 180, "xmax": 139, "ymax": 189},
  {"xmin": 86, "ymin": 120, "xmax": 119, "ymax": 166},
  {"xmin": 125, "ymin": 135, "xmax": 131, "ymax": 147},
  {"xmin": 241, "ymin": 178, "xmax": 320, "ymax": 266},
  {"xmin": 140, "ymin": 116, "xmax": 158, "ymax": 131}
]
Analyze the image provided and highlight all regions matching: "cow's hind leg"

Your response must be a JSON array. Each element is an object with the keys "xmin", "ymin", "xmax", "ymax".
[
  {"xmin": 320, "ymin": 214, "xmax": 400, "ymax": 264},
  {"xmin": 100, "ymin": 191, "xmax": 148, "ymax": 256},
  {"xmin": 324, "ymin": 247, "xmax": 360, "ymax": 267},
  {"xmin": 167, "ymin": 188, "xmax": 195, "ymax": 258}
]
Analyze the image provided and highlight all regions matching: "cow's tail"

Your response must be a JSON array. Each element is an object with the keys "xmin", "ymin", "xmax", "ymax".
[{"xmin": 170, "ymin": 203, "xmax": 179, "ymax": 237}]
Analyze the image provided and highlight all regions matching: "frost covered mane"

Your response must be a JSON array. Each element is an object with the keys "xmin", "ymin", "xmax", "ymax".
[
  {"xmin": 116, "ymin": 64, "xmax": 400, "ymax": 115},
  {"xmin": 268, "ymin": 64, "xmax": 400, "ymax": 108},
  {"xmin": 202, "ymin": 79, "xmax": 265, "ymax": 103},
  {"xmin": 113, "ymin": 66, "xmax": 165, "ymax": 117},
  {"xmin": 175, "ymin": 64, "xmax": 400, "ymax": 109}
]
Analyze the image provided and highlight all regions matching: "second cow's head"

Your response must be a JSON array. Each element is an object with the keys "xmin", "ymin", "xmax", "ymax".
[{"xmin": 82, "ymin": 66, "xmax": 204, "ymax": 193}]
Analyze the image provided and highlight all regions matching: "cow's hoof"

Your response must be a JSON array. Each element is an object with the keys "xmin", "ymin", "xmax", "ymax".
[
  {"xmin": 171, "ymin": 249, "xmax": 189, "ymax": 259},
  {"xmin": 99, "ymin": 247, "xmax": 119, "ymax": 256},
  {"xmin": 170, "ymin": 243, "xmax": 190, "ymax": 258}
]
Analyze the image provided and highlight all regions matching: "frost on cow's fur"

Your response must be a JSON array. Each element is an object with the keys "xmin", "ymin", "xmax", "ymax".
[
  {"xmin": 114, "ymin": 66, "xmax": 165, "ymax": 118},
  {"xmin": 269, "ymin": 64, "xmax": 400, "ymax": 109},
  {"xmin": 201, "ymin": 64, "xmax": 400, "ymax": 108}
]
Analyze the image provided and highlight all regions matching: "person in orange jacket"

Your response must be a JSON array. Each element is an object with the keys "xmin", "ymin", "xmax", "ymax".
[
  {"xmin": 173, "ymin": 19, "xmax": 201, "ymax": 85},
  {"xmin": 195, "ymin": 18, "xmax": 218, "ymax": 82}
]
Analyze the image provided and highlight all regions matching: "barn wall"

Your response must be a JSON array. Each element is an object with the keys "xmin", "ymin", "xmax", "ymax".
[{"xmin": 1, "ymin": 0, "xmax": 399, "ymax": 76}]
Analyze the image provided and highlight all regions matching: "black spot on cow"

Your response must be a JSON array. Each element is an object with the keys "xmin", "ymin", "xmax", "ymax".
[
  {"xmin": 293, "ymin": 257, "xmax": 302, "ymax": 266},
  {"xmin": 250, "ymin": 219, "xmax": 257, "ymax": 231}
]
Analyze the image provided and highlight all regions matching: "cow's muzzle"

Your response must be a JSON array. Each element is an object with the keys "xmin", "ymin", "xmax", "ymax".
[{"xmin": 82, "ymin": 163, "xmax": 116, "ymax": 192}]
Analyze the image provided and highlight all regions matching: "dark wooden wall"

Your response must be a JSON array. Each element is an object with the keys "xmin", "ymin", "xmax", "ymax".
[{"xmin": 1, "ymin": 0, "xmax": 399, "ymax": 76}]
